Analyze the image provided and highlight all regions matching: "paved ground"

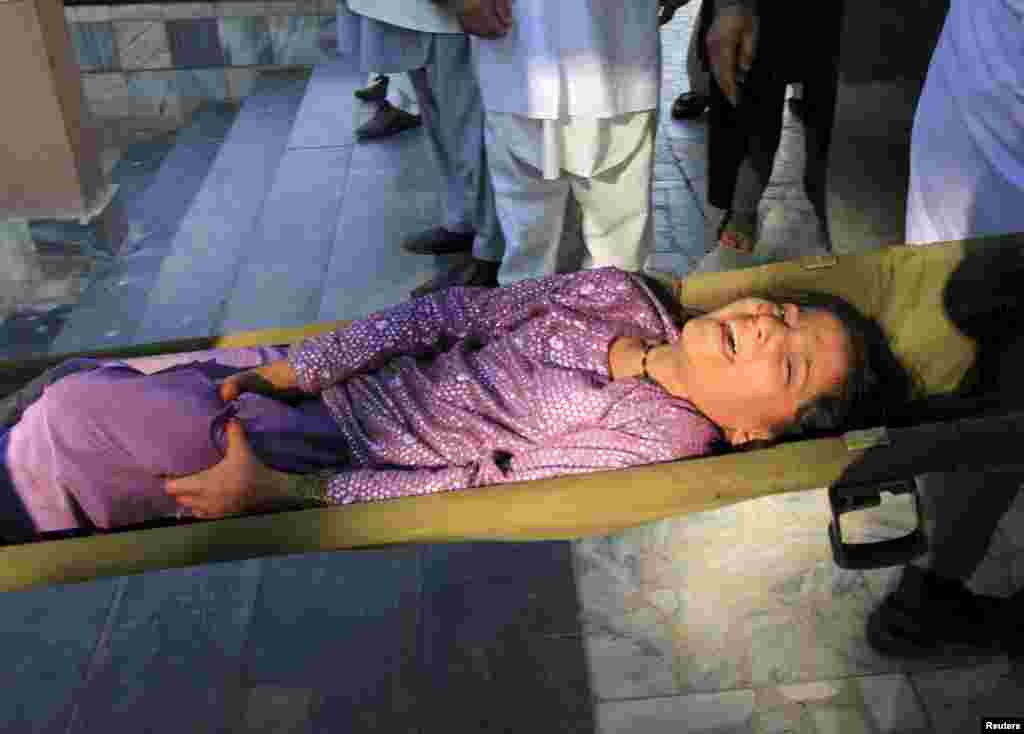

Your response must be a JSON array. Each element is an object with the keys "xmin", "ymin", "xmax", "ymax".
[{"xmin": 2, "ymin": 5, "xmax": 1022, "ymax": 733}]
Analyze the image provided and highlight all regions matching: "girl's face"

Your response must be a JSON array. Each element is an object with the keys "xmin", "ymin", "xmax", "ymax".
[{"xmin": 671, "ymin": 297, "xmax": 852, "ymax": 445}]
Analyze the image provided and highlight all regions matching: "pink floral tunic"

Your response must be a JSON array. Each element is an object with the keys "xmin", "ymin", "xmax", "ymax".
[{"xmin": 288, "ymin": 267, "xmax": 722, "ymax": 504}]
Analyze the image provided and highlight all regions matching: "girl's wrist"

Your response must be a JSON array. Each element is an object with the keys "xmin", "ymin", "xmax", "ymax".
[{"xmin": 273, "ymin": 469, "xmax": 335, "ymax": 507}]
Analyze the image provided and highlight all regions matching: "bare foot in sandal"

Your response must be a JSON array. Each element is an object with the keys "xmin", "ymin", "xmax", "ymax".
[{"xmin": 718, "ymin": 210, "xmax": 758, "ymax": 253}]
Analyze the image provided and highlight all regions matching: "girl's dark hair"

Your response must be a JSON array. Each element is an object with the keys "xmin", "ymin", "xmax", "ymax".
[
  {"xmin": 640, "ymin": 276, "xmax": 915, "ymax": 443},
  {"xmin": 770, "ymin": 290, "xmax": 914, "ymax": 440}
]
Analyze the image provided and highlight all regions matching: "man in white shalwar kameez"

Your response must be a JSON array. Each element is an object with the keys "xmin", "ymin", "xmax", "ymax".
[
  {"xmin": 337, "ymin": 1, "xmax": 504, "ymax": 296},
  {"xmin": 444, "ymin": 0, "xmax": 667, "ymax": 286}
]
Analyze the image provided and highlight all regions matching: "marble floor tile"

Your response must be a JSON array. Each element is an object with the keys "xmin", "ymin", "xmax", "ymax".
[
  {"xmin": 655, "ymin": 161, "xmax": 685, "ymax": 184},
  {"xmin": 0, "ymin": 577, "xmax": 121, "ymax": 733},
  {"xmin": 584, "ymin": 633, "xmax": 682, "ymax": 702},
  {"xmin": 69, "ymin": 561, "xmax": 264, "ymax": 734},
  {"xmin": 575, "ymin": 489, "xmax": 962, "ymax": 703},
  {"xmin": 671, "ymin": 141, "xmax": 707, "ymax": 182},
  {"xmin": 752, "ymin": 675, "xmax": 930, "ymax": 734},
  {"xmin": 236, "ymin": 685, "xmax": 316, "ymax": 734},
  {"xmin": 596, "ymin": 690, "xmax": 756, "ymax": 734},
  {"xmin": 912, "ymin": 660, "xmax": 1024, "ymax": 734}
]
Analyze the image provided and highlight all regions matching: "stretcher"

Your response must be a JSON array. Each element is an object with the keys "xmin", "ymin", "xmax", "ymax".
[{"xmin": 1, "ymin": 234, "xmax": 1021, "ymax": 593}]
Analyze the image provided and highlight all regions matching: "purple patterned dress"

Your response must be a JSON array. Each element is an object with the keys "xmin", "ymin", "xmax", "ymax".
[{"xmin": 2, "ymin": 268, "xmax": 721, "ymax": 533}]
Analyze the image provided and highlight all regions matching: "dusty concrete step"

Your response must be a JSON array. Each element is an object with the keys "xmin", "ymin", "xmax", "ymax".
[
  {"xmin": 286, "ymin": 57, "xmax": 366, "ymax": 150},
  {"xmin": 131, "ymin": 70, "xmax": 311, "ymax": 345},
  {"xmin": 216, "ymin": 59, "xmax": 365, "ymax": 334},
  {"xmin": 48, "ymin": 103, "xmax": 239, "ymax": 355}
]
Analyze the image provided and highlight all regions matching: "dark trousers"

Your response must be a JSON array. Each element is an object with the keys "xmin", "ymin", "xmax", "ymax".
[{"xmin": 701, "ymin": 1, "xmax": 842, "ymax": 246}]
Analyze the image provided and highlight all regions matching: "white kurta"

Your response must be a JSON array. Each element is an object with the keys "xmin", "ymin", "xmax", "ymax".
[
  {"xmin": 906, "ymin": 0, "xmax": 1024, "ymax": 244},
  {"xmin": 474, "ymin": 0, "xmax": 661, "ymax": 118},
  {"xmin": 474, "ymin": 1, "xmax": 662, "ymax": 284}
]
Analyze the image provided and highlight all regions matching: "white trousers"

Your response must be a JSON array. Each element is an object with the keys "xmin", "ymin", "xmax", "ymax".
[{"xmin": 484, "ymin": 111, "xmax": 657, "ymax": 286}]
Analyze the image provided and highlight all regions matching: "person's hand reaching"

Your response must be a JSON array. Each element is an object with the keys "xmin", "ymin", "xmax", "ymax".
[
  {"xmin": 455, "ymin": 0, "xmax": 513, "ymax": 39},
  {"xmin": 706, "ymin": 7, "xmax": 759, "ymax": 107},
  {"xmin": 219, "ymin": 359, "xmax": 304, "ymax": 404},
  {"xmin": 165, "ymin": 420, "xmax": 292, "ymax": 519}
]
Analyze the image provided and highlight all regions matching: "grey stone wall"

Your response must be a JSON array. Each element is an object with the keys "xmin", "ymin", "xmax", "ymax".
[{"xmin": 64, "ymin": 2, "xmax": 336, "ymax": 126}]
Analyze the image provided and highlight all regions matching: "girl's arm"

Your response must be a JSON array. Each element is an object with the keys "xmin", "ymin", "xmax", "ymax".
[{"xmin": 287, "ymin": 275, "xmax": 569, "ymax": 394}]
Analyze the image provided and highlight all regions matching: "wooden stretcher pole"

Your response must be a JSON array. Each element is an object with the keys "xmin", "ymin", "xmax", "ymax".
[{"xmin": 2, "ymin": 408, "xmax": 1023, "ymax": 593}]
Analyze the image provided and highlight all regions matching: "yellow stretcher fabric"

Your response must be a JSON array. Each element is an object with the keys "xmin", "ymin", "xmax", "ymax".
[{"xmin": 0, "ymin": 235, "xmax": 1014, "ymax": 592}]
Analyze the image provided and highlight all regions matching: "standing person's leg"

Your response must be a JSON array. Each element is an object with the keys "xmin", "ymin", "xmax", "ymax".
[
  {"xmin": 796, "ymin": 1, "xmax": 842, "ymax": 252},
  {"xmin": 409, "ymin": 34, "xmax": 504, "ymax": 296},
  {"xmin": 569, "ymin": 113, "xmax": 657, "ymax": 274},
  {"xmin": 404, "ymin": 62, "xmax": 477, "ymax": 254},
  {"xmin": 705, "ymin": 68, "xmax": 786, "ymax": 254},
  {"xmin": 484, "ymin": 115, "xmax": 573, "ymax": 285},
  {"xmin": 798, "ymin": 70, "xmax": 838, "ymax": 251}
]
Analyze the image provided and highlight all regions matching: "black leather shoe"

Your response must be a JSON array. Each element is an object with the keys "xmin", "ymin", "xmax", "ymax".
[
  {"xmin": 402, "ymin": 226, "xmax": 475, "ymax": 255},
  {"xmin": 354, "ymin": 75, "xmax": 389, "ymax": 102},
  {"xmin": 671, "ymin": 91, "xmax": 708, "ymax": 120},
  {"xmin": 355, "ymin": 102, "xmax": 422, "ymax": 141},
  {"xmin": 866, "ymin": 565, "xmax": 1011, "ymax": 658},
  {"xmin": 411, "ymin": 258, "xmax": 500, "ymax": 298}
]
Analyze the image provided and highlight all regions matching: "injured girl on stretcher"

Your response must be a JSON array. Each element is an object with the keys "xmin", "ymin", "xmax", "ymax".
[{"xmin": 0, "ymin": 267, "xmax": 911, "ymax": 536}]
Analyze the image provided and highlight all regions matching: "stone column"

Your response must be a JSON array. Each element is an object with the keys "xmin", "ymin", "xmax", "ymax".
[{"xmin": 0, "ymin": 0, "xmax": 104, "ymax": 218}]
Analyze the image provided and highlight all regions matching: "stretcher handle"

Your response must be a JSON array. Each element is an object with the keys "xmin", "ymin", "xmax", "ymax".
[{"xmin": 827, "ymin": 479, "xmax": 928, "ymax": 569}]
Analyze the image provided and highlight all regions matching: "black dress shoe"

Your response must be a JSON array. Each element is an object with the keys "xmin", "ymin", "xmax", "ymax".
[
  {"xmin": 671, "ymin": 91, "xmax": 708, "ymax": 120},
  {"xmin": 411, "ymin": 258, "xmax": 500, "ymax": 298},
  {"xmin": 355, "ymin": 102, "xmax": 422, "ymax": 141},
  {"xmin": 402, "ymin": 226, "xmax": 475, "ymax": 255},
  {"xmin": 866, "ymin": 565, "xmax": 1012, "ymax": 658},
  {"xmin": 354, "ymin": 75, "xmax": 389, "ymax": 102}
]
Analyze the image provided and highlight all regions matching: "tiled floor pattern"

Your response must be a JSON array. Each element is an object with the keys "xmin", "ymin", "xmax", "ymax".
[
  {"xmin": 579, "ymin": 5, "xmax": 1024, "ymax": 733},
  {"xmin": 1, "ymin": 543, "xmax": 595, "ymax": 733},
  {"xmin": 1, "ymin": 4, "xmax": 1022, "ymax": 732}
]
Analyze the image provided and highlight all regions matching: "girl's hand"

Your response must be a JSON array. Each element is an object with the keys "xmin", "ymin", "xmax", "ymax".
[
  {"xmin": 220, "ymin": 359, "xmax": 303, "ymax": 403},
  {"xmin": 165, "ymin": 420, "xmax": 291, "ymax": 519}
]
